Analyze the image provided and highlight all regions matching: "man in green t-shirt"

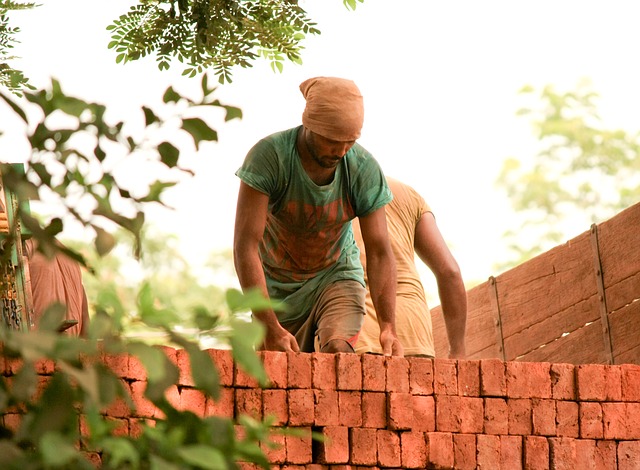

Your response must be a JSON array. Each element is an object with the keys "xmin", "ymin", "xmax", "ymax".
[{"xmin": 234, "ymin": 76, "xmax": 402, "ymax": 355}]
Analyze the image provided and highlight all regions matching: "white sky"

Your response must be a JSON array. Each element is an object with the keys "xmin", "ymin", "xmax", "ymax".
[{"xmin": 2, "ymin": 0, "xmax": 640, "ymax": 293}]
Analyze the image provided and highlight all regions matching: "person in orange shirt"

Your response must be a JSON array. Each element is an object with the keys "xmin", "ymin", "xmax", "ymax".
[{"xmin": 353, "ymin": 177, "xmax": 467, "ymax": 358}]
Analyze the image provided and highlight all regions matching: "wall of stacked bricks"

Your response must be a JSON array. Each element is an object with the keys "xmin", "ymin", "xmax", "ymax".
[{"xmin": 3, "ymin": 348, "xmax": 640, "ymax": 469}]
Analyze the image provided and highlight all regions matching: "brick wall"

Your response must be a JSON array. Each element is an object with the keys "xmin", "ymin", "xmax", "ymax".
[{"xmin": 3, "ymin": 347, "xmax": 640, "ymax": 469}]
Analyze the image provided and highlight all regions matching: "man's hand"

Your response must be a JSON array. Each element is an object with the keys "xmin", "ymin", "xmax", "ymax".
[
  {"xmin": 262, "ymin": 325, "xmax": 301, "ymax": 353},
  {"xmin": 379, "ymin": 329, "xmax": 404, "ymax": 357}
]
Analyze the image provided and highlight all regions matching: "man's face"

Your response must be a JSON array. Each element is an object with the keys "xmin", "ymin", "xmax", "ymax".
[{"xmin": 305, "ymin": 130, "xmax": 356, "ymax": 169}]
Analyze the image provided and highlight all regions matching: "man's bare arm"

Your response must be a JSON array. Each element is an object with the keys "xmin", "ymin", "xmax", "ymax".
[
  {"xmin": 233, "ymin": 182, "xmax": 299, "ymax": 352},
  {"xmin": 414, "ymin": 212, "xmax": 467, "ymax": 359}
]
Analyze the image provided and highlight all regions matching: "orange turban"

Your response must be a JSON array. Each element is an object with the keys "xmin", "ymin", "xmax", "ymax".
[{"xmin": 300, "ymin": 76, "xmax": 364, "ymax": 141}]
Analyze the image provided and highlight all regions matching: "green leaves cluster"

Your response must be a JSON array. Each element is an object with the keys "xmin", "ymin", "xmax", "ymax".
[
  {"xmin": 495, "ymin": 81, "xmax": 640, "ymax": 269},
  {"xmin": 0, "ymin": 1, "xmax": 36, "ymax": 96},
  {"xmin": 107, "ymin": 0, "xmax": 320, "ymax": 83}
]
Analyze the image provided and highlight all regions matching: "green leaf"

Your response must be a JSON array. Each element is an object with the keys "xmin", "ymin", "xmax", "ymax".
[
  {"xmin": 101, "ymin": 437, "xmax": 140, "ymax": 468},
  {"xmin": 168, "ymin": 333, "xmax": 220, "ymax": 398},
  {"xmin": 181, "ymin": 117, "xmax": 218, "ymax": 150},
  {"xmin": 163, "ymin": 86, "xmax": 182, "ymax": 103},
  {"xmin": 228, "ymin": 320, "xmax": 267, "ymax": 386},
  {"xmin": 40, "ymin": 432, "xmax": 80, "ymax": 466},
  {"xmin": 95, "ymin": 226, "xmax": 116, "ymax": 256},
  {"xmin": 158, "ymin": 141, "xmax": 180, "ymax": 168},
  {"xmin": 225, "ymin": 288, "xmax": 287, "ymax": 314},
  {"xmin": 176, "ymin": 445, "xmax": 226, "ymax": 469},
  {"xmin": 223, "ymin": 105, "xmax": 242, "ymax": 122},
  {"xmin": 143, "ymin": 105, "xmax": 160, "ymax": 126}
]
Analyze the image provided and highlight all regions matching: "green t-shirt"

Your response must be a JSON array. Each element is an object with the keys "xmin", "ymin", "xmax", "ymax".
[{"xmin": 235, "ymin": 126, "xmax": 392, "ymax": 323}]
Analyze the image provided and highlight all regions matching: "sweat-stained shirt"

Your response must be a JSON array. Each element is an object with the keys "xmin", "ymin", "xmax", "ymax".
[{"xmin": 235, "ymin": 126, "xmax": 392, "ymax": 324}]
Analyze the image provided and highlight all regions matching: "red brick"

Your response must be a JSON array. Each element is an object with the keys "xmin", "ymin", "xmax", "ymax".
[
  {"xmin": 263, "ymin": 389, "xmax": 288, "ymax": 426},
  {"xmin": 617, "ymin": 441, "xmax": 640, "ymax": 470},
  {"xmin": 287, "ymin": 352, "xmax": 312, "ymax": 389},
  {"xmin": 579, "ymin": 402, "xmax": 603, "ymax": 439},
  {"xmin": 34, "ymin": 357, "xmax": 55, "ymax": 375},
  {"xmin": 336, "ymin": 353, "xmax": 362, "ymax": 391},
  {"xmin": 338, "ymin": 391, "xmax": 362, "ymax": 427},
  {"xmin": 603, "ymin": 402, "xmax": 630, "ymax": 440},
  {"xmin": 349, "ymin": 427, "xmax": 377, "ymax": 466},
  {"xmin": 386, "ymin": 356, "xmax": 409, "ymax": 392},
  {"xmin": 105, "ymin": 416, "xmax": 129, "ymax": 436},
  {"xmin": 205, "ymin": 386, "xmax": 234, "ymax": 418},
  {"xmin": 235, "ymin": 388, "xmax": 262, "ymax": 420},
  {"xmin": 104, "ymin": 389, "xmax": 132, "ymax": 419},
  {"xmin": 507, "ymin": 361, "xmax": 551, "ymax": 399},
  {"xmin": 176, "ymin": 348, "xmax": 194, "ymax": 387},
  {"xmin": 129, "ymin": 381, "xmax": 156, "ymax": 418},
  {"xmin": 435, "ymin": 395, "xmax": 461, "ymax": 432},
  {"xmin": 101, "ymin": 352, "xmax": 129, "ymax": 379},
  {"xmin": 576, "ymin": 364, "xmax": 622, "ymax": 402},
  {"xmin": 82, "ymin": 452, "xmax": 102, "ymax": 467},
  {"xmin": 595, "ymin": 440, "xmax": 617, "ymax": 470},
  {"xmin": 316, "ymin": 426, "xmax": 349, "ymax": 464},
  {"xmin": 531, "ymin": 399, "xmax": 556, "ymax": 436},
  {"xmin": 377, "ymin": 429, "xmax": 401, "ymax": 467},
  {"xmin": 313, "ymin": 389, "xmax": 339, "ymax": 426},
  {"xmin": 484, "ymin": 397, "xmax": 509, "ymax": 435},
  {"xmin": 362, "ymin": 354, "xmax": 386, "ymax": 391},
  {"xmin": 480, "ymin": 358, "xmax": 506, "ymax": 397},
  {"xmin": 387, "ymin": 392, "xmax": 413, "ymax": 431},
  {"xmin": 400, "ymin": 431, "xmax": 427, "ymax": 468},
  {"xmin": 208, "ymin": 348, "xmax": 234, "ymax": 386},
  {"xmin": 286, "ymin": 427, "xmax": 313, "ymax": 464},
  {"xmin": 453, "ymin": 433, "xmax": 476, "ymax": 470},
  {"xmin": 179, "ymin": 388, "xmax": 206, "ymax": 416},
  {"xmin": 627, "ymin": 402, "xmax": 640, "ymax": 439},
  {"xmin": 458, "ymin": 359, "xmax": 480, "ymax": 396},
  {"xmin": 523, "ymin": 435, "xmax": 549, "ymax": 470},
  {"xmin": 476, "ymin": 434, "xmax": 500, "ymax": 469},
  {"xmin": 362, "ymin": 392, "xmax": 387, "ymax": 429},
  {"xmin": 433, "ymin": 358, "xmax": 457, "ymax": 395},
  {"xmin": 426, "ymin": 432, "xmax": 454, "ymax": 469},
  {"xmin": 621, "ymin": 364, "xmax": 640, "ymax": 401},
  {"xmin": 550, "ymin": 363, "xmax": 575, "ymax": 400},
  {"xmin": 157, "ymin": 345, "xmax": 178, "ymax": 371},
  {"xmin": 556, "ymin": 401, "xmax": 579, "ymax": 438},
  {"xmin": 288, "ymin": 389, "xmax": 314, "ymax": 426},
  {"xmin": 262, "ymin": 429, "xmax": 286, "ymax": 464},
  {"xmin": 508, "ymin": 398, "xmax": 532, "ymax": 435},
  {"xmin": 459, "ymin": 397, "xmax": 483, "ymax": 434},
  {"xmin": 501, "ymin": 435, "xmax": 523, "ymax": 470},
  {"xmin": 409, "ymin": 356, "xmax": 433, "ymax": 395},
  {"xmin": 2, "ymin": 413, "xmax": 21, "ymax": 432},
  {"xmin": 550, "ymin": 437, "xmax": 576, "ymax": 470},
  {"xmin": 261, "ymin": 351, "xmax": 288, "ymax": 389},
  {"xmin": 412, "ymin": 395, "xmax": 435, "ymax": 432},
  {"xmin": 574, "ymin": 439, "xmax": 596, "ymax": 470},
  {"xmin": 312, "ymin": 353, "xmax": 336, "ymax": 390},
  {"xmin": 235, "ymin": 361, "xmax": 260, "ymax": 388}
]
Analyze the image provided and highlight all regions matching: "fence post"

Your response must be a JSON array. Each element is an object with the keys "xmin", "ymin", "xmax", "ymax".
[
  {"xmin": 488, "ymin": 276, "xmax": 506, "ymax": 361},
  {"xmin": 590, "ymin": 223, "xmax": 615, "ymax": 365}
]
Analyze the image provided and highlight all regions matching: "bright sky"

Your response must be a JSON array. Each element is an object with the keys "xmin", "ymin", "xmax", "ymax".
[{"xmin": 2, "ymin": 0, "xmax": 640, "ymax": 293}]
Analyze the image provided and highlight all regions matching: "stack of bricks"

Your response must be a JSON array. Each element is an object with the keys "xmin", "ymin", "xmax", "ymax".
[{"xmin": 3, "ymin": 347, "xmax": 640, "ymax": 469}]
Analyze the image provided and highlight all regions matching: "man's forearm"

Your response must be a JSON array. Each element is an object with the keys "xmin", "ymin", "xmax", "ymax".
[
  {"xmin": 438, "ymin": 278, "xmax": 467, "ymax": 357},
  {"xmin": 367, "ymin": 252, "xmax": 397, "ymax": 330}
]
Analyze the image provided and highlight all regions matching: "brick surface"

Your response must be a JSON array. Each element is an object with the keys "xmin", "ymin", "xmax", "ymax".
[
  {"xmin": 501, "ymin": 435, "xmax": 523, "ymax": 470},
  {"xmin": 435, "ymin": 395, "xmax": 461, "ymax": 432},
  {"xmin": 433, "ymin": 358, "xmax": 457, "ymax": 395},
  {"xmin": 316, "ymin": 426, "xmax": 349, "ymax": 464},
  {"xmin": 506, "ymin": 361, "xmax": 551, "ymax": 399},
  {"xmin": 621, "ymin": 364, "xmax": 640, "ymax": 402},
  {"xmin": 576, "ymin": 364, "xmax": 622, "ymax": 402},
  {"xmin": 595, "ymin": 440, "xmax": 617, "ymax": 470},
  {"xmin": 313, "ymin": 389, "xmax": 339, "ymax": 426},
  {"xmin": 412, "ymin": 395, "xmax": 435, "ymax": 432},
  {"xmin": 531, "ymin": 398, "xmax": 556, "ymax": 436},
  {"xmin": 458, "ymin": 359, "xmax": 480, "ymax": 396},
  {"xmin": 579, "ymin": 402, "xmax": 603, "ymax": 439},
  {"xmin": 426, "ymin": 432, "xmax": 454, "ymax": 469},
  {"xmin": 286, "ymin": 427, "xmax": 313, "ymax": 464},
  {"xmin": 208, "ymin": 348, "xmax": 234, "ymax": 386},
  {"xmin": 484, "ymin": 397, "xmax": 509, "ymax": 435},
  {"xmin": 523, "ymin": 435, "xmax": 549, "ymax": 470},
  {"xmin": 556, "ymin": 400, "xmax": 579, "ymax": 438},
  {"xmin": 288, "ymin": 389, "xmax": 314, "ymax": 426},
  {"xmin": 235, "ymin": 388, "xmax": 262, "ymax": 420},
  {"xmin": 361, "ymin": 392, "xmax": 387, "ymax": 429},
  {"xmin": 261, "ymin": 351, "xmax": 288, "ymax": 389},
  {"xmin": 617, "ymin": 440, "xmax": 640, "ymax": 470},
  {"xmin": 602, "ymin": 402, "xmax": 628, "ymax": 439},
  {"xmin": 349, "ymin": 427, "xmax": 377, "ymax": 466},
  {"xmin": 508, "ymin": 398, "xmax": 532, "ymax": 435},
  {"xmin": 176, "ymin": 348, "xmax": 194, "ymax": 387},
  {"xmin": 235, "ymin": 362, "xmax": 260, "ymax": 388},
  {"xmin": 377, "ymin": 429, "xmax": 401, "ymax": 467},
  {"xmin": 263, "ymin": 389, "xmax": 288, "ymax": 426},
  {"xmin": 480, "ymin": 358, "xmax": 506, "ymax": 397},
  {"xmin": 179, "ymin": 388, "xmax": 206, "ymax": 416},
  {"xmin": 549, "ymin": 437, "xmax": 576, "ymax": 470},
  {"xmin": 477, "ymin": 434, "xmax": 500, "ymax": 469},
  {"xmin": 408, "ymin": 356, "xmax": 433, "ymax": 395},
  {"xmin": 459, "ymin": 397, "xmax": 483, "ymax": 433},
  {"xmin": 262, "ymin": 430, "xmax": 286, "ymax": 464},
  {"xmin": 386, "ymin": 356, "xmax": 410, "ymax": 393},
  {"xmin": 400, "ymin": 431, "xmax": 427, "ymax": 468},
  {"xmin": 388, "ymin": 392, "xmax": 413, "ymax": 431},
  {"xmin": 205, "ymin": 386, "xmax": 234, "ymax": 419},
  {"xmin": 287, "ymin": 352, "xmax": 312, "ymax": 389},
  {"xmin": 550, "ymin": 363, "xmax": 575, "ymax": 400},
  {"xmin": 338, "ymin": 391, "xmax": 362, "ymax": 427},
  {"xmin": 336, "ymin": 353, "xmax": 362, "ymax": 391},
  {"xmin": 453, "ymin": 433, "xmax": 476, "ymax": 470},
  {"xmin": 361, "ymin": 354, "xmax": 386, "ymax": 391},
  {"xmin": 574, "ymin": 439, "xmax": 596, "ymax": 470},
  {"xmin": 313, "ymin": 353, "xmax": 337, "ymax": 390},
  {"xmin": 627, "ymin": 402, "xmax": 640, "ymax": 439}
]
